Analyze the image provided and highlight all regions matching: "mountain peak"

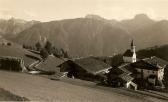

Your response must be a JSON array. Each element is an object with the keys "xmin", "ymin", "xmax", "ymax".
[
  {"xmin": 8, "ymin": 17, "xmax": 27, "ymax": 24},
  {"xmin": 85, "ymin": 14, "xmax": 105, "ymax": 21},
  {"xmin": 134, "ymin": 14, "xmax": 150, "ymax": 20}
]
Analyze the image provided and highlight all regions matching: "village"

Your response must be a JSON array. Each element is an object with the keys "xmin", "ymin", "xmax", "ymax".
[{"xmin": 0, "ymin": 38, "xmax": 168, "ymax": 97}]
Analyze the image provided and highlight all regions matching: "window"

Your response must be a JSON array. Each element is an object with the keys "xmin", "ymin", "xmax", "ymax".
[{"xmin": 153, "ymin": 71, "xmax": 155, "ymax": 73}]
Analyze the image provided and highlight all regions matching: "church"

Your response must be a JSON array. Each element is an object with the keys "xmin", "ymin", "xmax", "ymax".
[
  {"xmin": 123, "ymin": 40, "xmax": 136, "ymax": 63},
  {"xmin": 121, "ymin": 40, "xmax": 168, "ymax": 87}
]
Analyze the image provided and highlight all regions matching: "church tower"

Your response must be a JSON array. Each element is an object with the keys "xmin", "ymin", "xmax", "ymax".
[
  {"xmin": 123, "ymin": 40, "xmax": 137, "ymax": 63},
  {"xmin": 131, "ymin": 40, "xmax": 136, "ymax": 62}
]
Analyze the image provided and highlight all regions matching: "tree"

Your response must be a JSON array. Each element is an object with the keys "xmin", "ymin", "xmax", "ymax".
[
  {"xmin": 35, "ymin": 42, "xmax": 42, "ymax": 51},
  {"xmin": 110, "ymin": 54, "xmax": 124, "ymax": 67},
  {"xmin": 45, "ymin": 41, "xmax": 52, "ymax": 54},
  {"xmin": 64, "ymin": 51, "xmax": 69, "ymax": 58},
  {"xmin": 40, "ymin": 48, "xmax": 49, "ymax": 59}
]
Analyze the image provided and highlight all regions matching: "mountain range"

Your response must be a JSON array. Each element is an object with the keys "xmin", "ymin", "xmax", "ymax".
[
  {"xmin": 1, "ymin": 14, "xmax": 168, "ymax": 57},
  {"xmin": 0, "ymin": 18, "xmax": 39, "ymax": 39}
]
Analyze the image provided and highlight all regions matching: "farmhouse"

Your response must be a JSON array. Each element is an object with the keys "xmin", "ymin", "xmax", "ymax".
[
  {"xmin": 59, "ymin": 57, "xmax": 112, "ymax": 82},
  {"xmin": 130, "ymin": 56, "xmax": 168, "ymax": 86},
  {"xmin": 107, "ymin": 64, "xmax": 137, "ymax": 90}
]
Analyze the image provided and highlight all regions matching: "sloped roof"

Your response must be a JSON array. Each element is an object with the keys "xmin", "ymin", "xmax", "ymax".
[
  {"xmin": 131, "ymin": 60, "xmax": 161, "ymax": 71},
  {"xmin": 35, "ymin": 55, "xmax": 64, "ymax": 72},
  {"xmin": 109, "ymin": 67, "xmax": 123, "ymax": 75},
  {"xmin": 123, "ymin": 49, "xmax": 133, "ymax": 57},
  {"xmin": 118, "ymin": 63, "xmax": 132, "ymax": 75},
  {"xmin": 143, "ymin": 56, "xmax": 168, "ymax": 68},
  {"xmin": 74, "ymin": 57, "xmax": 112, "ymax": 74},
  {"xmin": 108, "ymin": 64, "xmax": 134, "ymax": 82},
  {"xmin": 118, "ymin": 73, "xmax": 134, "ymax": 82}
]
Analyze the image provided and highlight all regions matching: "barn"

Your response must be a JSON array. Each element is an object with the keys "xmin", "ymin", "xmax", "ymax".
[{"xmin": 59, "ymin": 57, "xmax": 112, "ymax": 82}]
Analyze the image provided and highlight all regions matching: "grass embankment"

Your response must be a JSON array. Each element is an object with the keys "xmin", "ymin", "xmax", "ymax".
[{"xmin": 0, "ymin": 88, "xmax": 29, "ymax": 101}]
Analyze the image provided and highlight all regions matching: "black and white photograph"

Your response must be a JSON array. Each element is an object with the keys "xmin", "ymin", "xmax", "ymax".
[{"xmin": 0, "ymin": 0, "xmax": 168, "ymax": 101}]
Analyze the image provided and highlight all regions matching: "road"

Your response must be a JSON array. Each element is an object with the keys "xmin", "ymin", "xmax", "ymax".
[{"xmin": 0, "ymin": 71, "xmax": 167, "ymax": 102}]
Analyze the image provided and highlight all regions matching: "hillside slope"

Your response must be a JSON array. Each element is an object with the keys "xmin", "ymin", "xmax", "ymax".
[
  {"xmin": 14, "ymin": 18, "xmax": 131, "ymax": 57},
  {"xmin": 0, "ymin": 39, "xmax": 40, "ymax": 66},
  {"xmin": 11, "ymin": 14, "xmax": 168, "ymax": 57}
]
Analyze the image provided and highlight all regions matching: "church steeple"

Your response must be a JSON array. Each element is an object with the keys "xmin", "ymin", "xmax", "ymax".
[
  {"xmin": 131, "ymin": 40, "xmax": 134, "ymax": 50},
  {"xmin": 131, "ymin": 40, "xmax": 136, "ymax": 62},
  {"xmin": 123, "ymin": 40, "xmax": 137, "ymax": 63}
]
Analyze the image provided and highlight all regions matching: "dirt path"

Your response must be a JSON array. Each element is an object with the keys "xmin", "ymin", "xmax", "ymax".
[{"xmin": 0, "ymin": 71, "xmax": 166, "ymax": 102}]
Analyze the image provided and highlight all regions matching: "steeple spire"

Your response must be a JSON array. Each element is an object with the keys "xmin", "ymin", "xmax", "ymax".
[{"xmin": 131, "ymin": 40, "xmax": 134, "ymax": 49}]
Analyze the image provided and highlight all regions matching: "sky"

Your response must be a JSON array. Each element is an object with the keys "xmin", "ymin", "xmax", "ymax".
[{"xmin": 0, "ymin": 0, "xmax": 168, "ymax": 22}]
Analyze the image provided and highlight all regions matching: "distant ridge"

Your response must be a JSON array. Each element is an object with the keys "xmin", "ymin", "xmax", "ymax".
[{"xmin": 1, "ymin": 14, "xmax": 168, "ymax": 57}]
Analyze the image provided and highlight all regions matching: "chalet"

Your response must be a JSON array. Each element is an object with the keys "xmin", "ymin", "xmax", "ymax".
[
  {"xmin": 59, "ymin": 57, "xmax": 112, "ymax": 82},
  {"xmin": 123, "ymin": 40, "xmax": 136, "ymax": 63},
  {"xmin": 130, "ymin": 56, "xmax": 168, "ymax": 86},
  {"xmin": 107, "ymin": 66, "xmax": 137, "ymax": 90},
  {"xmin": 34, "ymin": 55, "xmax": 64, "ymax": 75}
]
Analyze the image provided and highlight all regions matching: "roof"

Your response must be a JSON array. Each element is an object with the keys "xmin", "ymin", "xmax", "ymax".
[
  {"xmin": 108, "ymin": 64, "xmax": 134, "ymax": 82},
  {"xmin": 118, "ymin": 73, "xmax": 134, "ymax": 82},
  {"xmin": 109, "ymin": 67, "xmax": 123, "ymax": 75},
  {"xmin": 143, "ymin": 56, "xmax": 168, "ymax": 68},
  {"xmin": 118, "ymin": 63, "xmax": 132, "ymax": 75},
  {"xmin": 123, "ymin": 49, "xmax": 133, "ymax": 57},
  {"xmin": 35, "ymin": 55, "xmax": 64, "ymax": 72},
  {"xmin": 131, "ymin": 56, "xmax": 168, "ymax": 71},
  {"xmin": 73, "ymin": 57, "xmax": 112, "ymax": 74}
]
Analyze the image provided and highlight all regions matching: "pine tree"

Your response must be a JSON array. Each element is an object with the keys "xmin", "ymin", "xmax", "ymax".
[
  {"xmin": 45, "ymin": 41, "xmax": 52, "ymax": 54},
  {"xmin": 35, "ymin": 42, "xmax": 42, "ymax": 51}
]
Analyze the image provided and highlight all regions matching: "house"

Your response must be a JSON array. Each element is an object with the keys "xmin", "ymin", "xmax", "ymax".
[
  {"xmin": 130, "ymin": 56, "xmax": 168, "ymax": 86},
  {"xmin": 34, "ymin": 55, "xmax": 64, "ymax": 75},
  {"xmin": 0, "ymin": 56, "xmax": 26, "ymax": 72},
  {"xmin": 107, "ymin": 66, "xmax": 137, "ymax": 90},
  {"xmin": 59, "ymin": 57, "xmax": 112, "ymax": 82},
  {"xmin": 123, "ymin": 40, "xmax": 136, "ymax": 63}
]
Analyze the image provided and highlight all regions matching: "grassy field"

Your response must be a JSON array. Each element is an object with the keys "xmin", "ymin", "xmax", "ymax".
[
  {"xmin": 0, "ymin": 88, "xmax": 29, "ymax": 101},
  {"xmin": 0, "ymin": 70, "xmax": 168, "ymax": 102}
]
